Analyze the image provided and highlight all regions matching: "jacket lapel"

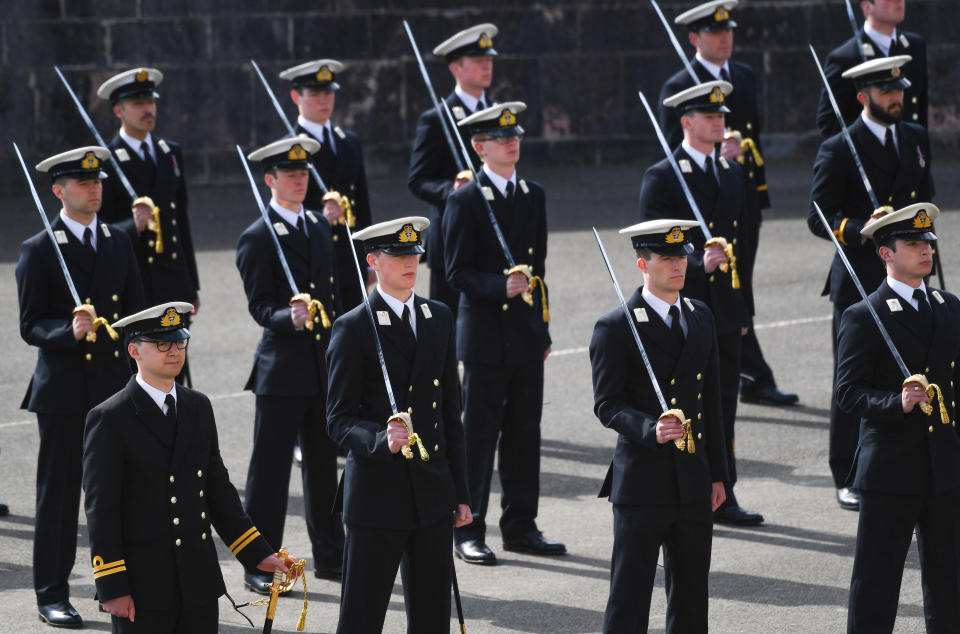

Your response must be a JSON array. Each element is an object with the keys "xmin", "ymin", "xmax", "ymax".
[
  {"xmin": 875, "ymin": 283, "xmax": 929, "ymax": 349},
  {"xmin": 407, "ymin": 296, "xmax": 435, "ymax": 386},
  {"xmin": 507, "ymin": 175, "xmax": 533, "ymax": 253},
  {"xmin": 671, "ymin": 297, "xmax": 708, "ymax": 376},
  {"xmin": 128, "ymin": 377, "xmax": 176, "ymax": 451},
  {"xmin": 630, "ymin": 290, "xmax": 679, "ymax": 358},
  {"xmin": 370, "ymin": 290, "xmax": 416, "ymax": 368},
  {"xmin": 267, "ymin": 207, "xmax": 309, "ymax": 266},
  {"xmin": 52, "ymin": 217, "xmax": 95, "ymax": 295},
  {"xmin": 170, "ymin": 385, "xmax": 194, "ymax": 469},
  {"xmin": 851, "ymin": 119, "xmax": 897, "ymax": 184},
  {"xmin": 88, "ymin": 222, "xmax": 118, "ymax": 300}
]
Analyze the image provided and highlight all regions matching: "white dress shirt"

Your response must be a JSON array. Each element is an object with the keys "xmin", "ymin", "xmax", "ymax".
[
  {"xmin": 136, "ymin": 373, "xmax": 177, "ymax": 414},
  {"xmin": 864, "ymin": 23, "xmax": 896, "ymax": 56},
  {"xmin": 695, "ymin": 53, "xmax": 731, "ymax": 81},
  {"xmin": 59, "ymin": 210, "xmax": 98, "ymax": 250},
  {"xmin": 120, "ymin": 128, "xmax": 156, "ymax": 162},
  {"xmin": 270, "ymin": 201, "xmax": 306, "ymax": 230},
  {"xmin": 455, "ymin": 86, "xmax": 488, "ymax": 113},
  {"xmin": 681, "ymin": 141, "xmax": 716, "ymax": 177},
  {"xmin": 861, "ymin": 111, "xmax": 898, "ymax": 148},
  {"xmin": 482, "ymin": 165, "xmax": 517, "ymax": 198},
  {"xmin": 642, "ymin": 286, "xmax": 688, "ymax": 337},
  {"xmin": 378, "ymin": 286, "xmax": 417, "ymax": 337},
  {"xmin": 298, "ymin": 116, "xmax": 335, "ymax": 154},
  {"xmin": 886, "ymin": 276, "xmax": 927, "ymax": 311}
]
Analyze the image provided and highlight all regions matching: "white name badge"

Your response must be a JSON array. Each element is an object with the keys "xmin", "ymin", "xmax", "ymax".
[
  {"xmin": 633, "ymin": 307, "xmax": 648, "ymax": 323},
  {"xmin": 100, "ymin": 224, "xmax": 111, "ymax": 238},
  {"xmin": 273, "ymin": 222, "xmax": 289, "ymax": 236},
  {"xmin": 481, "ymin": 186, "xmax": 495, "ymax": 201},
  {"xmin": 157, "ymin": 139, "xmax": 171, "ymax": 154},
  {"xmin": 684, "ymin": 297, "xmax": 696, "ymax": 312},
  {"xmin": 377, "ymin": 310, "xmax": 391, "ymax": 326},
  {"xmin": 334, "ymin": 126, "xmax": 346, "ymax": 140},
  {"xmin": 420, "ymin": 303, "xmax": 432, "ymax": 319},
  {"xmin": 679, "ymin": 159, "xmax": 692, "ymax": 174},
  {"xmin": 54, "ymin": 230, "xmax": 68, "ymax": 245},
  {"xmin": 519, "ymin": 179, "xmax": 530, "ymax": 194},
  {"xmin": 932, "ymin": 290, "xmax": 945, "ymax": 305},
  {"xmin": 887, "ymin": 298, "xmax": 902, "ymax": 312},
  {"xmin": 115, "ymin": 148, "xmax": 130, "ymax": 162},
  {"xmin": 306, "ymin": 210, "xmax": 319, "ymax": 224}
]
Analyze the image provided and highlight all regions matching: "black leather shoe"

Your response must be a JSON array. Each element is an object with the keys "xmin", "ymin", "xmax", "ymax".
[
  {"xmin": 455, "ymin": 539, "xmax": 497, "ymax": 565},
  {"xmin": 503, "ymin": 530, "xmax": 567, "ymax": 556},
  {"xmin": 740, "ymin": 383, "xmax": 799, "ymax": 406},
  {"xmin": 38, "ymin": 600, "xmax": 82, "ymax": 628},
  {"xmin": 313, "ymin": 565, "xmax": 342, "ymax": 581},
  {"xmin": 714, "ymin": 505, "xmax": 764, "ymax": 526},
  {"xmin": 836, "ymin": 487, "xmax": 860, "ymax": 511},
  {"xmin": 0, "ymin": 502, "xmax": 8, "ymax": 516},
  {"xmin": 244, "ymin": 570, "xmax": 273, "ymax": 595}
]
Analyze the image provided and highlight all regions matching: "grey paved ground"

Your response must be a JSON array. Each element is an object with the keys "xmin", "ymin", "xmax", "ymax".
[{"xmin": 1, "ymin": 159, "xmax": 957, "ymax": 632}]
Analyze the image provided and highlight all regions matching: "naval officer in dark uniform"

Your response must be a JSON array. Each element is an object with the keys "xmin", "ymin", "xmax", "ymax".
[
  {"xmin": 808, "ymin": 55, "xmax": 933, "ymax": 510},
  {"xmin": 83, "ymin": 302, "xmax": 298, "ymax": 633},
  {"xmin": 590, "ymin": 219, "xmax": 728, "ymax": 633},
  {"xmin": 640, "ymin": 80, "xmax": 763, "ymax": 526},
  {"xmin": 444, "ymin": 101, "xmax": 565, "ymax": 564},
  {"xmin": 657, "ymin": 0, "xmax": 797, "ymax": 407},
  {"xmin": 281, "ymin": 59, "xmax": 373, "ymax": 312},
  {"xmin": 835, "ymin": 203, "xmax": 960, "ymax": 632},
  {"xmin": 16, "ymin": 146, "xmax": 145, "ymax": 628},
  {"xmin": 816, "ymin": 0, "xmax": 927, "ymax": 138},
  {"xmin": 325, "ymin": 217, "xmax": 471, "ymax": 633},
  {"xmin": 97, "ymin": 69, "xmax": 201, "ymax": 345},
  {"xmin": 235, "ymin": 137, "xmax": 343, "ymax": 592},
  {"xmin": 408, "ymin": 23, "xmax": 499, "ymax": 318}
]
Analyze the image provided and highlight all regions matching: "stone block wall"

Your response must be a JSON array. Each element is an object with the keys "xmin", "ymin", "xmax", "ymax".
[{"xmin": 0, "ymin": 0, "xmax": 956, "ymax": 194}]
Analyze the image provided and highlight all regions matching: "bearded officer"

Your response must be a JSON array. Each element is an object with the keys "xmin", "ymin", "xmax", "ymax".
[
  {"xmin": 16, "ymin": 146, "xmax": 145, "ymax": 627},
  {"xmin": 807, "ymin": 55, "xmax": 933, "ymax": 511},
  {"xmin": 235, "ymin": 137, "xmax": 343, "ymax": 591},
  {"xmin": 408, "ymin": 23, "xmax": 499, "ymax": 318},
  {"xmin": 281, "ymin": 59, "xmax": 373, "ymax": 311}
]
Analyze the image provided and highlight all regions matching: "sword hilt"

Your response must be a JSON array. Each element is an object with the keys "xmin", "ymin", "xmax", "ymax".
[
  {"xmin": 504, "ymin": 264, "xmax": 535, "ymax": 307},
  {"xmin": 661, "ymin": 409, "xmax": 695, "ymax": 454},
  {"xmin": 704, "ymin": 237, "xmax": 740, "ymax": 289},
  {"xmin": 322, "ymin": 190, "xmax": 355, "ymax": 227},
  {"xmin": 903, "ymin": 374, "xmax": 950, "ymax": 423},
  {"xmin": 388, "ymin": 412, "xmax": 429, "ymax": 461},
  {"xmin": 133, "ymin": 196, "xmax": 162, "ymax": 254},
  {"xmin": 290, "ymin": 294, "xmax": 331, "ymax": 331},
  {"xmin": 73, "ymin": 304, "xmax": 120, "ymax": 343}
]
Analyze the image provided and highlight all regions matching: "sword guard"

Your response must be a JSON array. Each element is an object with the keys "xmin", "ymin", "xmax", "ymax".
[
  {"xmin": 903, "ymin": 374, "xmax": 949, "ymax": 422},
  {"xmin": 388, "ymin": 412, "xmax": 430, "ymax": 461},
  {"xmin": 660, "ymin": 409, "xmax": 695, "ymax": 454},
  {"xmin": 504, "ymin": 264, "xmax": 535, "ymax": 307},
  {"xmin": 133, "ymin": 196, "xmax": 163, "ymax": 254},
  {"xmin": 290, "ymin": 293, "xmax": 331, "ymax": 331},
  {"xmin": 322, "ymin": 190, "xmax": 355, "ymax": 227},
  {"xmin": 73, "ymin": 304, "xmax": 120, "ymax": 343},
  {"xmin": 872, "ymin": 205, "xmax": 895, "ymax": 219}
]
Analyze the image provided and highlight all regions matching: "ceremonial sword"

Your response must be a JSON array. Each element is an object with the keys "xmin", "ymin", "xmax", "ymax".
[
  {"xmin": 13, "ymin": 142, "xmax": 118, "ymax": 342},
  {"xmin": 637, "ymin": 90, "xmax": 739, "ymax": 288},
  {"xmin": 592, "ymin": 227, "xmax": 694, "ymax": 453},
  {"xmin": 844, "ymin": 0, "xmax": 869, "ymax": 62},
  {"xmin": 812, "ymin": 201, "xmax": 947, "ymax": 422},
  {"xmin": 649, "ymin": 0, "xmax": 698, "ymax": 83},
  {"xmin": 235, "ymin": 145, "xmax": 330, "ymax": 331}
]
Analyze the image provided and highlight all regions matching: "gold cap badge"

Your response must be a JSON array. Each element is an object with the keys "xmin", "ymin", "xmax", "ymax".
[
  {"xmin": 160, "ymin": 307, "xmax": 181, "ymax": 327},
  {"xmin": 135, "ymin": 69, "xmax": 149, "ymax": 83},
  {"xmin": 316, "ymin": 66, "xmax": 332, "ymax": 82},
  {"xmin": 709, "ymin": 86, "xmax": 725, "ymax": 103},
  {"xmin": 891, "ymin": 67, "xmax": 901, "ymax": 78},
  {"xmin": 287, "ymin": 144, "xmax": 307, "ymax": 160},
  {"xmin": 81, "ymin": 152, "xmax": 100, "ymax": 169},
  {"xmin": 913, "ymin": 210, "xmax": 932, "ymax": 229},
  {"xmin": 398, "ymin": 224, "xmax": 419, "ymax": 243},
  {"xmin": 498, "ymin": 109, "xmax": 516, "ymax": 127},
  {"xmin": 715, "ymin": 6, "xmax": 730, "ymax": 21},
  {"xmin": 479, "ymin": 33, "xmax": 492, "ymax": 48},
  {"xmin": 665, "ymin": 227, "xmax": 685, "ymax": 244}
]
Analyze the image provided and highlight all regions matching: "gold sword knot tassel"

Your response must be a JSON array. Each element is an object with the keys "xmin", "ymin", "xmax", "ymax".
[
  {"xmin": 256, "ymin": 547, "xmax": 308, "ymax": 631},
  {"xmin": 321, "ymin": 190, "xmax": 356, "ymax": 227},
  {"xmin": 661, "ymin": 408, "xmax": 695, "ymax": 454},
  {"xmin": 73, "ymin": 304, "xmax": 119, "ymax": 343},
  {"xmin": 132, "ymin": 196, "xmax": 162, "ymax": 254},
  {"xmin": 389, "ymin": 412, "xmax": 430, "ymax": 461},
  {"xmin": 904, "ymin": 374, "xmax": 950, "ymax": 424},
  {"xmin": 704, "ymin": 237, "xmax": 740, "ymax": 289},
  {"xmin": 289, "ymin": 293, "xmax": 331, "ymax": 331}
]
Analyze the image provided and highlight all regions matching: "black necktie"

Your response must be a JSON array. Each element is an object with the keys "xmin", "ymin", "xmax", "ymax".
[
  {"xmin": 164, "ymin": 394, "xmax": 177, "ymax": 423},
  {"xmin": 669, "ymin": 305, "xmax": 685, "ymax": 347},
  {"xmin": 505, "ymin": 181, "xmax": 515, "ymax": 203},
  {"xmin": 884, "ymin": 127, "xmax": 899, "ymax": 165},
  {"xmin": 141, "ymin": 144, "xmax": 154, "ymax": 165},
  {"xmin": 83, "ymin": 227, "xmax": 95, "ymax": 254},
  {"xmin": 323, "ymin": 126, "xmax": 335, "ymax": 155},
  {"xmin": 720, "ymin": 67, "xmax": 731, "ymax": 83},
  {"xmin": 297, "ymin": 215, "xmax": 306, "ymax": 234},
  {"xmin": 704, "ymin": 156, "xmax": 718, "ymax": 184},
  {"xmin": 914, "ymin": 288, "xmax": 932, "ymax": 327},
  {"xmin": 476, "ymin": 99, "xmax": 486, "ymax": 113},
  {"xmin": 401, "ymin": 304, "xmax": 416, "ymax": 343}
]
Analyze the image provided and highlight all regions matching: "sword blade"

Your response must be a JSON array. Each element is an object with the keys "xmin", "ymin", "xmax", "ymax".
[
  {"xmin": 637, "ymin": 90, "xmax": 713, "ymax": 240},
  {"xmin": 402, "ymin": 21, "xmax": 466, "ymax": 172},
  {"xmin": 650, "ymin": 0, "xmax": 699, "ymax": 84},
  {"xmin": 249, "ymin": 59, "xmax": 330, "ymax": 195},
  {"xmin": 844, "ymin": 0, "xmax": 869, "ymax": 62},
  {"xmin": 54, "ymin": 66, "xmax": 139, "ymax": 202},
  {"xmin": 343, "ymin": 222, "xmax": 400, "ymax": 415},
  {"xmin": 812, "ymin": 202, "xmax": 910, "ymax": 378},
  {"xmin": 592, "ymin": 227, "xmax": 669, "ymax": 411},
  {"xmin": 13, "ymin": 142, "xmax": 82, "ymax": 306},
  {"xmin": 234, "ymin": 145, "xmax": 301, "ymax": 298},
  {"xmin": 808, "ymin": 45, "xmax": 881, "ymax": 210}
]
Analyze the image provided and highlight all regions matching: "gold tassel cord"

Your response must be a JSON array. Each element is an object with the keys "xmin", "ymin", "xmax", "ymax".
[
  {"xmin": 704, "ymin": 237, "xmax": 740, "ymax": 289},
  {"xmin": 73, "ymin": 305, "xmax": 119, "ymax": 343},
  {"xmin": 244, "ymin": 550, "xmax": 308, "ymax": 631},
  {"xmin": 925, "ymin": 382, "xmax": 950, "ymax": 425},
  {"xmin": 528, "ymin": 276, "xmax": 550, "ymax": 323},
  {"xmin": 322, "ymin": 190, "xmax": 355, "ymax": 227},
  {"xmin": 289, "ymin": 294, "xmax": 330, "ymax": 331},
  {"xmin": 133, "ymin": 196, "xmax": 162, "ymax": 254},
  {"xmin": 389, "ymin": 413, "xmax": 430, "ymax": 461},
  {"xmin": 739, "ymin": 137, "xmax": 764, "ymax": 167},
  {"xmin": 662, "ymin": 409, "xmax": 695, "ymax": 454}
]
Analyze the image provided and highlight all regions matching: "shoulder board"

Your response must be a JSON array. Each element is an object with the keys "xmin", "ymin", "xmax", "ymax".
[
  {"xmin": 115, "ymin": 148, "xmax": 130, "ymax": 162},
  {"xmin": 679, "ymin": 159, "xmax": 692, "ymax": 174},
  {"xmin": 683, "ymin": 297, "xmax": 696, "ymax": 312},
  {"xmin": 334, "ymin": 126, "xmax": 346, "ymax": 140},
  {"xmin": 452, "ymin": 106, "xmax": 466, "ymax": 120},
  {"xmin": 633, "ymin": 307, "xmax": 648, "ymax": 323},
  {"xmin": 519, "ymin": 179, "xmax": 530, "ymax": 194},
  {"xmin": 157, "ymin": 139, "xmax": 171, "ymax": 154},
  {"xmin": 481, "ymin": 186, "xmax": 495, "ymax": 201},
  {"xmin": 54, "ymin": 230, "xmax": 69, "ymax": 245},
  {"xmin": 886, "ymin": 298, "xmax": 902, "ymax": 312},
  {"xmin": 100, "ymin": 224, "xmax": 111, "ymax": 238},
  {"xmin": 273, "ymin": 222, "xmax": 289, "ymax": 236},
  {"xmin": 932, "ymin": 290, "xmax": 945, "ymax": 305},
  {"xmin": 420, "ymin": 303, "xmax": 432, "ymax": 319},
  {"xmin": 305, "ymin": 210, "xmax": 319, "ymax": 224}
]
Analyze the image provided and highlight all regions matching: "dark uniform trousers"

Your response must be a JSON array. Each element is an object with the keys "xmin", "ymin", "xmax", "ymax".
[
  {"xmin": 816, "ymin": 29, "xmax": 928, "ymax": 138},
  {"xmin": 408, "ymin": 91, "xmax": 483, "ymax": 318},
  {"xmin": 235, "ymin": 208, "xmax": 343, "ymax": 570},
  {"xmin": 442, "ymin": 173, "xmax": 551, "ymax": 543},
  {"xmin": 808, "ymin": 118, "xmax": 934, "ymax": 487},
  {"xmin": 590, "ymin": 291, "xmax": 728, "ymax": 633},
  {"xmin": 659, "ymin": 61, "xmax": 773, "ymax": 392},
  {"xmin": 100, "ymin": 134, "xmax": 199, "ymax": 386},
  {"xmin": 16, "ymin": 219, "xmax": 145, "ymax": 604},
  {"xmin": 836, "ymin": 283, "xmax": 960, "ymax": 633},
  {"xmin": 326, "ymin": 291, "xmax": 468, "ymax": 633},
  {"xmin": 84, "ymin": 379, "xmax": 274, "ymax": 634},
  {"xmin": 639, "ymin": 148, "xmax": 749, "ymax": 504},
  {"xmin": 297, "ymin": 122, "xmax": 373, "ymax": 313}
]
